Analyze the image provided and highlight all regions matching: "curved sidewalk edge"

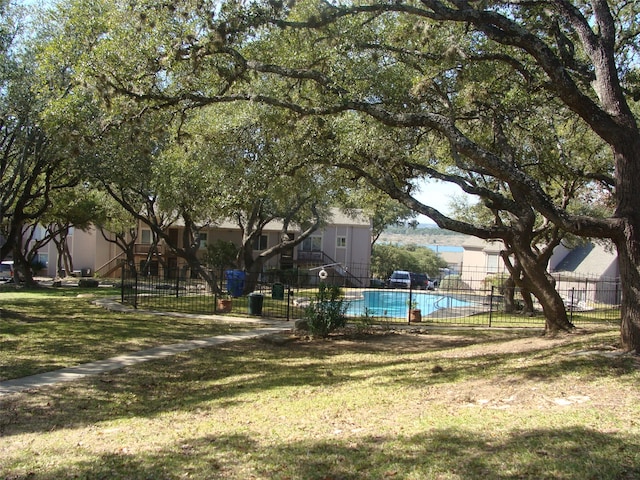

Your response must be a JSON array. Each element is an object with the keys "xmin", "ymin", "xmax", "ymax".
[{"xmin": 1, "ymin": 297, "xmax": 292, "ymax": 396}]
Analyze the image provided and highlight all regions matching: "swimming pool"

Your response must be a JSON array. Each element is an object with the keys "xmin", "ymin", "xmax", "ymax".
[{"xmin": 345, "ymin": 290, "xmax": 473, "ymax": 318}]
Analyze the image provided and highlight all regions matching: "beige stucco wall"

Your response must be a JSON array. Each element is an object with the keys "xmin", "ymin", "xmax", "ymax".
[
  {"xmin": 460, "ymin": 238, "xmax": 507, "ymax": 288},
  {"xmin": 36, "ymin": 208, "xmax": 372, "ymax": 279},
  {"xmin": 43, "ymin": 226, "xmax": 114, "ymax": 277}
]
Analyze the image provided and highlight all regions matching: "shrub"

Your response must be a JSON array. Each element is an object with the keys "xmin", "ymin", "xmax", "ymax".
[
  {"xmin": 78, "ymin": 278, "xmax": 99, "ymax": 288},
  {"xmin": 303, "ymin": 284, "xmax": 348, "ymax": 337},
  {"xmin": 203, "ymin": 240, "xmax": 238, "ymax": 271},
  {"xmin": 353, "ymin": 307, "xmax": 376, "ymax": 332},
  {"xmin": 438, "ymin": 274, "xmax": 471, "ymax": 291}
]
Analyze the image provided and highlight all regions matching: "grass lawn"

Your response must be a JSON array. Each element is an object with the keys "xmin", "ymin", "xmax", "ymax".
[
  {"xmin": 0, "ymin": 286, "xmax": 261, "ymax": 381},
  {"xmin": 1, "ymin": 288, "xmax": 639, "ymax": 479}
]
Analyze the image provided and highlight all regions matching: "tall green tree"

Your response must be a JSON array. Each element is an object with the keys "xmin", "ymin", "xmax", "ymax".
[
  {"xmin": 40, "ymin": 186, "xmax": 106, "ymax": 278},
  {"xmin": 36, "ymin": 0, "xmax": 351, "ymax": 292},
  {"xmin": 0, "ymin": 1, "xmax": 77, "ymax": 282},
  {"xmin": 371, "ymin": 243, "xmax": 446, "ymax": 281},
  {"xmin": 93, "ymin": 193, "xmax": 140, "ymax": 276},
  {"xmin": 159, "ymin": 104, "xmax": 339, "ymax": 292},
  {"xmin": 42, "ymin": 0, "xmax": 640, "ymax": 348},
  {"xmin": 249, "ymin": 0, "xmax": 635, "ymax": 345}
]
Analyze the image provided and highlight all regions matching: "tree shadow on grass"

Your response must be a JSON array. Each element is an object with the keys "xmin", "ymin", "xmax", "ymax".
[
  {"xmin": 1, "ymin": 328, "xmax": 638, "ymax": 440},
  {"xmin": 4, "ymin": 427, "xmax": 639, "ymax": 479}
]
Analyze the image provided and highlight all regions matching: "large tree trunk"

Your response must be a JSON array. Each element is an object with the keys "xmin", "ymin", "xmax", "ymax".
[
  {"xmin": 179, "ymin": 217, "xmax": 218, "ymax": 292},
  {"xmin": 520, "ymin": 286, "xmax": 535, "ymax": 316},
  {"xmin": 615, "ymin": 147, "xmax": 640, "ymax": 351},
  {"xmin": 612, "ymin": 136, "xmax": 640, "ymax": 352},
  {"xmin": 501, "ymin": 261, "xmax": 535, "ymax": 315},
  {"xmin": 502, "ymin": 276, "xmax": 517, "ymax": 313},
  {"xmin": 15, "ymin": 252, "xmax": 37, "ymax": 287},
  {"xmin": 525, "ymin": 275, "xmax": 573, "ymax": 333},
  {"xmin": 617, "ymin": 243, "xmax": 640, "ymax": 352},
  {"xmin": 240, "ymin": 238, "xmax": 261, "ymax": 294},
  {"xmin": 510, "ymin": 242, "xmax": 574, "ymax": 334}
]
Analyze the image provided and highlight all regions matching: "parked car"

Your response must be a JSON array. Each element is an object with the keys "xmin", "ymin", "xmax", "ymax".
[
  {"xmin": 0, "ymin": 261, "xmax": 14, "ymax": 281},
  {"xmin": 387, "ymin": 270, "xmax": 411, "ymax": 288},
  {"xmin": 411, "ymin": 272, "xmax": 432, "ymax": 290},
  {"xmin": 387, "ymin": 270, "xmax": 436, "ymax": 290}
]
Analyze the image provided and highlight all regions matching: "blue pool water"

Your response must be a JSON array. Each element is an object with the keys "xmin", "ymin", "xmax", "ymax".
[{"xmin": 345, "ymin": 290, "xmax": 472, "ymax": 318}]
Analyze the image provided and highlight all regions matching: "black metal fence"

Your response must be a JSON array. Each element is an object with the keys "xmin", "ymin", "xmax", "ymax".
[{"xmin": 120, "ymin": 264, "xmax": 621, "ymax": 327}]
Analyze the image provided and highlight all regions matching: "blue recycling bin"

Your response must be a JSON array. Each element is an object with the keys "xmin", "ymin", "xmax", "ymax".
[{"xmin": 225, "ymin": 270, "xmax": 245, "ymax": 297}]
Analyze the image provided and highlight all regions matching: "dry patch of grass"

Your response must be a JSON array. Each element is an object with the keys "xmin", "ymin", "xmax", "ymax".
[{"xmin": 2, "ymin": 324, "xmax": 639, "ymax": 479}]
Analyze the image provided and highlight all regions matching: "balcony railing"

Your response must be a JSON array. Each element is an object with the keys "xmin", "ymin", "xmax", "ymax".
[
  {"xmin": 134, "ymin": 243, "xmax": 165, "ymax": 255},
  {"xmin": 296, "ymin": 250, "xmax": 325, "ymax": 262}
]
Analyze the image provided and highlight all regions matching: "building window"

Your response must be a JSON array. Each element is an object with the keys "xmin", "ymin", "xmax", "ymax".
[
  {"xmin": 199, "ymin": 232, "xmax": 208, "ymax": 249},
  {"xmin": 301, "ymin": 235, "xmax": 322, "ymax": 252},
  {"xmin": 34, "ymin": 253, "xmax": 48, "ymax": 269},
  {"xmin": 336, "ymin": 236, "xmax": 347, "ymax": 248},
  {"xmin": 486, "ymin": 253, "xmax": 499, "ymax": 273},
  {"xmin": 141, "ymin": 229, "xmax": 152, "ymax": 244},
  {"xmin": 253, "ymin": 234, "xmax": 268, "ymax": 251}
]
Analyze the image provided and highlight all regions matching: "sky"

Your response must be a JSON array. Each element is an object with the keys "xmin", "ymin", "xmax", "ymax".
[{"xmin": 411, "ymin": 179, "xmax": 472, "ymax": 225}]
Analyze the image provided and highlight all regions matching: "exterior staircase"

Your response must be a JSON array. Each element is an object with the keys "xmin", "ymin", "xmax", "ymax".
[{"xmin": 294, "ymin": 250, "xmax": 364, "ymax": 287}]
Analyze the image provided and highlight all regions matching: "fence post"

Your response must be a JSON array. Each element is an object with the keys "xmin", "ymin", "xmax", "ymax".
[
  {"xmin": 570, "ymin": 287, "xmax": 575, "ymax": 322},
  {"xmin": 286, "ymin": 285, "xmax": 291, "ymax": 322},
  {"xmin": 175, "ymin": 271, "xmax": 180, "ymax": 299},
  {"xmin": 489, "ymin": 285, "xmax": 494, "ymax": 327},
  {"xmin": 120, "ymin": 265, "xmax": 125, "ymax": 304},
  {"xmin": 133, "ymin": 268, "xmax": 138, "ymax": 309}
]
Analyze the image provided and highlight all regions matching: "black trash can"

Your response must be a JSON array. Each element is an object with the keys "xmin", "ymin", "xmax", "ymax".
[
  {"xmin": 272, "ymin": 282, "xmax": 285, "ymax": 300},
  {"xmin": 248, "ymin": 292, "xmax": 264, "ymax": 316}
]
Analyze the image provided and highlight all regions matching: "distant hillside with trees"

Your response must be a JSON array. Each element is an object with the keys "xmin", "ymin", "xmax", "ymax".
[
  {"xmin": 379, "ymin": 224, "xmax": 470, "ymax": 247},
  {"xmin": 384, "ymin": 225, "xmax": 468, "ymax": 237}
]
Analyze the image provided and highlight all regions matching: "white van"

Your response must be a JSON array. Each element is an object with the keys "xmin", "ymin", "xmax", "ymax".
[{"xmin": 0, "ymin": 260, "xmax": 14, "ymax": 281}]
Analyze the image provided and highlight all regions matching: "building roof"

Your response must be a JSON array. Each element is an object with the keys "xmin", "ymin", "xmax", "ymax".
[
  {"xmin": 212, "ymin": 208, "xmax": 370, "ymax": 232},
  {"xmin": 552, "ymin": 242, "xmax": 617, "ymax": 278},
  {"xmin": 461, "ymin": 236, "xmax": 503, "ymax": 253}
]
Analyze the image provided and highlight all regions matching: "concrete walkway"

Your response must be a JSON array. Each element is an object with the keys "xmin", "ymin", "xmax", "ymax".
[{"xmin": 0, "ymin": 298, "xmax": 292, "ymax": 397}]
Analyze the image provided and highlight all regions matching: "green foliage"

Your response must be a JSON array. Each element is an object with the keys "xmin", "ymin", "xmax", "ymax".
[
  {"xmin": 484, "ymin": 273, "xmax": 510, "ymax": 290},
  {"xmin": 371, "ymin": 243, "xmax": 447, "ymax": 280},
  {"xmin": 43, "ymin": 187, "xmax": 108, "ymax": 231},
  {"xmin": 353, "ymin": 307, "xmax": 376, "ymax": 332},
  {"xmin": 31, "ymin": 259, "xmax": 46, "ymax": 272},
  {"xmin": 438, "ymin": 274, "xmax": 471, "ymax": 291},
  {"xmin": 264, "ymin": 267, "xmax": 300, "ymax": 285},
  {"xmin": 203, "ymin": 240, "xmax": 238, "ymax": 270},
  {"xmin": 338, "ymin": 177, "xmax": 416, "ymax": 245},
  {"xmin": 303, "ymin": 283, "xmax": 347, "ymax": 337}
]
